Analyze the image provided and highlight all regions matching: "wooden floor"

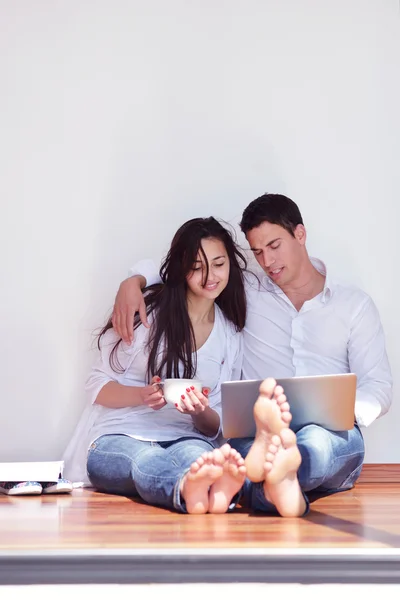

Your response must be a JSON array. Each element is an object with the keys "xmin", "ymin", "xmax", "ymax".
[
  {"xmin": 1, "ymin": 483, "xmax": 400, "ymax": 550},
  {"xmin": 1, "ymin": 468, "xmax": 400, "ymax": 585}
]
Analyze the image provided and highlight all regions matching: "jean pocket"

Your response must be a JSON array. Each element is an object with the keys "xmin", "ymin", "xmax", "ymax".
[{"xmin": 87, "ymin": 441, "xmax": 97, "ymax": 457}]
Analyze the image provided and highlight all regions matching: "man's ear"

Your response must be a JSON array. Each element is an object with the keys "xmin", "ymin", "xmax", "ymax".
[{"xmin": 294, "ymin": 224, "xmax": 307, "ymax": 246}]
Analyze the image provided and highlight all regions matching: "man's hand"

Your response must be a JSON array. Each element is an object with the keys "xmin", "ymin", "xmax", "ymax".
[
  {"xmin": 112, "ymin": 275, "xmax": 149, "ymax": 343},
  {"xmin": 141, "ymin": 376, "xmax": 166, "ymax": 411}
]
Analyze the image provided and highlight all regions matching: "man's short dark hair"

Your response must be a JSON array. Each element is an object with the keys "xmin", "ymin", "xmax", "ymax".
[{"xmin": 239, "ymin": 193, "xmax": 304, "ymax": 237}]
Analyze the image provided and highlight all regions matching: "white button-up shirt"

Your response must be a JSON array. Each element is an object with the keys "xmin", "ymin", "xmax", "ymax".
[
  {"xmin": 243, "ymin": 259, "xmax": 392, "ymax": 427},
  {"xmin": 130, "ymin": 258, "xmax": 392, "ymax": 428}
]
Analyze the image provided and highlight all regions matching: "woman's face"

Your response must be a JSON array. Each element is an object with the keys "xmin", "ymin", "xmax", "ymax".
[{"xmin": 186, "ymin": 237, "xmax": 230, "ymax": 301}]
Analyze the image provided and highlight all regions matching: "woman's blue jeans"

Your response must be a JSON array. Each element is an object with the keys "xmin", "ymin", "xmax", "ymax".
[
  {"xmin": 87, "ymin": 434, "xmax": 215, "ymax": 513},
  {"xmin": 229, "ymin": 423, "xmax": 365, "ymax": 514}
]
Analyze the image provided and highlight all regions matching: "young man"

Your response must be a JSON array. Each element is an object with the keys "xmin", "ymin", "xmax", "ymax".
[{"xmin": 111, "ymin": 193, "xmax": 392, "ymax": 507}]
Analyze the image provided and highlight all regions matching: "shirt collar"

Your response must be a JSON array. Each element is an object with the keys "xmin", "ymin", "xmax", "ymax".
[
  {"xmin": 310, "ymin": 257, "xmax": 333, "ymax": 303},
  {"xmin": 260, "ymin": 257, "xmax": 333, "ymax": 303}
]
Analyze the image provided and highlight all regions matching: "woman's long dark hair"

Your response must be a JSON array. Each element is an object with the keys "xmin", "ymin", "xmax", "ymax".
[{"xmin": 98, "ymin": 217, "xmax": 247, "ymax": 380}]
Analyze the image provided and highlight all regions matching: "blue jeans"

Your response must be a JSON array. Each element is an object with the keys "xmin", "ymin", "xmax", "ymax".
[
  {"xmin": 87, "ymin": 434, "xmax": 215, "ymax": 513},
  {"xmin": 229, "ymin": 423, "xmax": 364, "ymax": 513}
]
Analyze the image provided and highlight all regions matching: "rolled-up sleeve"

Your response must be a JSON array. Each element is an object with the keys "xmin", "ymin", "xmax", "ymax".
[
  {"xmin": 128, "ymin": 259, "xmax": 161, "ymax": 287},
  {"xmin": 349, "ymin": 296, "xmax": 393, "ymax": 427},
  {"xmin": 85, "ymin": 330, "xmax": 139, "ymax": 405}
]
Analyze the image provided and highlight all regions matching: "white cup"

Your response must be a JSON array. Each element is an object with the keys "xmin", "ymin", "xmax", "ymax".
[{"xmin": 161, "ymin": 378, "xmax": 203, "ymax": 408}]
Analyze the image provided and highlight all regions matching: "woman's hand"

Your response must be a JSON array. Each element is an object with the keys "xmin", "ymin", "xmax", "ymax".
[
  {"xmin": 141, "ymin": 376, "xmax": 166, "ymax": 411},
  {"xmin": 175, "ymin": 386, "xmax": 211, "ymax": 415},
  {"xmin": 176, "ymin": 386, "xmax": 219, "ymax": 437}
]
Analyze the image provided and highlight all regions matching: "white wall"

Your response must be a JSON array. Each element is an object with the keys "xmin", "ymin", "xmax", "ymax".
[{"xmin": 0, "ymin": 0, "xmax": 398, "ymax": 463}]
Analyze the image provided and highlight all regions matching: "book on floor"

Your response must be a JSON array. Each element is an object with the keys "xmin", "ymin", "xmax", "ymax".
[{"xmin": 0, "ymin": 461, "xmax": 64, "ymax": 483}]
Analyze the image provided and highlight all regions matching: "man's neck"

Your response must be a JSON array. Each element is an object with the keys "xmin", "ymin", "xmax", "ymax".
[{"xmin": 279, "ymin": 259, "xmax": 326, "ymax": 311}]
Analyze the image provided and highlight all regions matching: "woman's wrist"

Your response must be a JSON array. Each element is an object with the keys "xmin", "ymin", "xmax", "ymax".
[{"xmin": 191, "ymin": 406, "xmax": 219, "ymax": 436}]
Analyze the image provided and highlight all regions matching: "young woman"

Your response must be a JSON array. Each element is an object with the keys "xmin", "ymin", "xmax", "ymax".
[{"xmin": 63, "ymin": 217, "xmax": 248, "ymax": 514}]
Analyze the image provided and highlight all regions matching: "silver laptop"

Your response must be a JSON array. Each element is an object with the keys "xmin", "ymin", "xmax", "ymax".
[{"xmin": 221, "ymin": 373, "xmax": 357, "ymax": 438}]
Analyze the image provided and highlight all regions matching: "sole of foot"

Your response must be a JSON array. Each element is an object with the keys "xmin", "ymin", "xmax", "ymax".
[
  {"xmin": 181, "ymin": 448, "xmax": 226, "ymax": 514},
  {"xmin": 263, "ymin": 427, "xmax": 306, "ymax": 518},
  {"xmin": 245, "ymin": 378, "xmax": 292, "ymax": 482},
  {"xmin": 208, "ymin": 445, "xmax": 247, "ymax": 514}
]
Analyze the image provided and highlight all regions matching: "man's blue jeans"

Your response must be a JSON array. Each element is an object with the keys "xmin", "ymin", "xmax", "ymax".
[
  {"xmin": 229, "ymin": 423, "xmax": 365, "ymax": 513},
  {"xmin": 86, "ymin": 434, "xmax": 216, "ymax": 513}
]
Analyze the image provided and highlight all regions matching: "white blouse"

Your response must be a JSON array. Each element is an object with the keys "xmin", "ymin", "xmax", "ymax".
[{"xmin": 63, "ymin": 304, "xmax": 243, "ymax": 484}]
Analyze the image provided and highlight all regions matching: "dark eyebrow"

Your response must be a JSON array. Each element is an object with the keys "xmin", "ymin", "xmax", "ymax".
[
  {"xmin": 250, "ymin": 237, "xmax": 281, "ymax": 251},
  {"xmin": 194, "ymin": 254, "xmax": 226, "ymax": 263},
  {"xmin": 211, "ymin": 255, "xmax": 226, "ymax": 261}
]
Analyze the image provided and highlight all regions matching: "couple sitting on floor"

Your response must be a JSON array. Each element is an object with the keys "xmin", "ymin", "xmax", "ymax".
[{"xmin": 64, "ymin": 193, "xmax": 392, "ymax": 517}]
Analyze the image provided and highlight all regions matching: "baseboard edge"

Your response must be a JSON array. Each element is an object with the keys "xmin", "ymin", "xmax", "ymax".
[{"xmin": 358, "ymin": 463, "xmax": 400, "ymax": 484}]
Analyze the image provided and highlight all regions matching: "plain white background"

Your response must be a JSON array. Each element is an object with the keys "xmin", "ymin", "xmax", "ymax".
[{"xmin": 0, "ymin": 1, "xmax": 398, "ymax": 463}]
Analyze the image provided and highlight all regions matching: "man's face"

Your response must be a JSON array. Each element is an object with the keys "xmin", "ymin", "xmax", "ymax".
[{"xmin": 246, "ymin": 221, "xmax": 306, "ymax": 287}]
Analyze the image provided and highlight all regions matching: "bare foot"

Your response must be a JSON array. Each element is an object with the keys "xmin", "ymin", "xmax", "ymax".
[
  {"xmin": 180, "ymin": 448, "xmax": 225, "ymax": 514},
  {"xmin": 263, "ymin": 428, "xmax": 306, "ymax": 517},
  {"xmin": 245, "ymin": 378, "xmax": 292, "ymax": 482},
  {"xmin": 208, "ymin": 445, "xmax": 247, "ymax": 514}
]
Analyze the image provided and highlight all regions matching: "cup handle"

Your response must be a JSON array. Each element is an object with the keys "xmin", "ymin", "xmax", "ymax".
[{"xmin": 151, "ymin": 380, "xmax": 164, "ymax": 391}]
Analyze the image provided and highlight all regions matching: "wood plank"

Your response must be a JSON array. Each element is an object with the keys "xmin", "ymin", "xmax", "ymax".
[
  {"xmin": 358, "ymin": 464, "xmax": 400, "ymax": 484},
  {"xmin": 1, "ymin": 483, "xmax": 400, "ymax": 551},
  {"xmin": 2, "ymin": 477, "xmax": 400, "ymax": 585}
]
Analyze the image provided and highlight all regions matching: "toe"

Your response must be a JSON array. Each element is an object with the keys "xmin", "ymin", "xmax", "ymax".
[
  {"xmin": 282, "ymin": 412, "xmax": 292, "ymax": 424},
  {"xmin": 219, "ymin": 444, "xmax": 232, "ymax": 459},
  {"xmin": 276, "ymin": 394, "xmax": 287, "ymax": 406},
  {"xmin": 280, "ymin": 428, "xmax": 297, "ymax": 447},
  {"xmin": 204, "ymin": 452, "xmax": 214, "ymax": 463},
  {"xmin": 264, "ymin": 461, "xmax": 273, "ymax": 473},
  {"xmin": 259, "ymin": 377, "xmax": 277, "ymax": 398},
  {"xmin": 190, "ymin": 461, "xmax": 200, "ymax": 474},
  {"xmin": 230, "ymin": 448, "xmax": 243, "ymax": 462},
  {"xmin": 212, "ymin": 448, "xmax": 226, "ymax": 465},
  {"xmin": 271, "ymin": 434, "xmax": 281, "ymax": 447}
]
